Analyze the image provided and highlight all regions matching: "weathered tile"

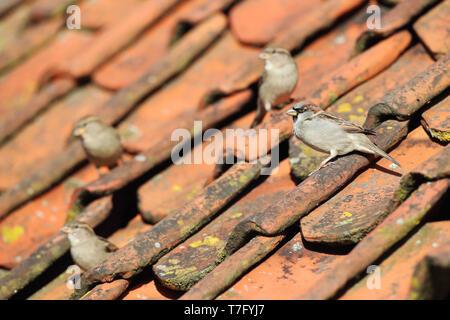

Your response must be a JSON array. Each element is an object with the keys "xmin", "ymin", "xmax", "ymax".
[
  {"xmin": 297, "ymin": 148, "xmax": 450, "ymax": 299},
  {"xmin": 153, "ymin": 159, "xmax": 296, "ymax": 291},
  {"xmin": 79, "ymin": 0, "xmax": 145, "ymax": 30},
  {"xmin": 230, "ymin": 0, "xmax": 322, "ymax": 44},
  {"xmin": 355, "ymin": 0, "xmax": 440, "ymax": 52},
  {"xmin": 0, "ymin": 85, "xmax": 111, "ymax": 190},
  {"xmin": 138, "ymin": 112, "xmax": 254, "ymax": 223},
  {"xmin": 118, "ymin": 32, "xmax": 260, "ymax": 152},
  {"xmin": 46, "ymin": 0, "xmax": 181, "ymax": 79},
  {"xmin": 29, "ymin": 215, "xmax": 150, "ymax": 300},
  {"xmin": 0, "ymin": 196, "xmax": 113, "ymax": 299},
  {"xmin": 94, "ymin": 0, "xmax": 235, "ymax": 90},
  {"xmin": 71, "ymin": 162, "xmax": 263, "ymax": 299},
  {"xmin": 216, "ymin": 235, "xmax": 346, "ymax": 300},
  {"xmin": 0, "ymin": 31, "xmax": 92, "ymax": 121},
  {"xmin": 0, "ymin": 17, "xmax": 62, "ymax": 72},
  {"xmin": 300, "ymin": 126, "xmax": 444, "ymax": 245},
  {"xmin": 341, "ymin": 221, "xmax": 450, "ymax": 299},
  {"xmin": 0, "ymin": 0, "xmax": 27, "ymax": 18},
  {"xmin": 414, "ymin": 0, "xmax": 450, "ymax": 59},
  {"xmin": 0, "ymin": 165, "xmax": 97, "ymax": 269},
  {"xmin": 421, "ymin": 95, "xmax": 450, "ymax": 142}
]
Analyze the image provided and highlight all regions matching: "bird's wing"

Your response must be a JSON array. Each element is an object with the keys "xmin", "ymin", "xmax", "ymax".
[
  {"xmin": 311, "ymin": 112, "xmax": 376, "ymax": 135},
  {"xmin": 98, "ymin": 237, "xmax": 119, "ymax": 252},
  {"xmin": 259, "ymin": 68, "xmax": 268, "ymax": 87}
]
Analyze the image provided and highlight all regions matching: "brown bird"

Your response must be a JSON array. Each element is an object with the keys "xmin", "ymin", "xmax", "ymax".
[
  {"xmin": 72, "ymin": 115, "xmax": 123, "ymax": 175},
  {"xmin": 251, "ymin": 47, "xmax": 299, "ymax": 128},
  {"xmin": 62, "ymin": 223, "xmax": 118, "ymax": 271},
  {"xmin": 286, "ymin": 101, "xmax": 401, "ymax": 175}
]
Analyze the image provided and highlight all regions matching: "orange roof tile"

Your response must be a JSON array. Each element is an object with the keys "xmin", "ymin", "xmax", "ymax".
[{"xmin": 0, "ymin": 0, "xmax": 448, "ymax": 301}]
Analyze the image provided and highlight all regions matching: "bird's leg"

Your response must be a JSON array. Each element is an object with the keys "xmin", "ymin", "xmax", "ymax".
[
  {"xmin": 96, "ymin": 166, "xmax": 111, "ymax": 177},
  {"xmin": 95, "ymin": 166, "xmax": 103, "ymax": 177},
  {"xmin": 308, "ymin": 150, "xmax": 337, "ymax": 176}
]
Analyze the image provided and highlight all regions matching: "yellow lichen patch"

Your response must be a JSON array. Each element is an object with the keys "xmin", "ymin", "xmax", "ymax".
[
  {"xmin": 174, "ymin": 266, "xmax": 197, "ymax": 276},
  {"xmin": 430, "ymin": 129, "xmax": 450, "ymax": 142},
  {"xmin": 189, "ymin": 236, "xmax": 220, "ymax": 248},
  {"xmin": 172, "ymin": 185, "xmax": 182, "ymax": 191},
  {"xmin": 352, "ymin": 95, "xmax": 364, "ymax": 103},
  {"xmin": 169, "ymin": 259, "xmax": 180, "ymax": 265},
  {"xmin": 357, "ymin": 108, "xmax": 364, "ymax": 114},
  {"xmin": 301, "ymin": 144, "xmax": 319, "ymax": 157},
  {"xmin": 1, "ymin": 225, "xmax": 24, "ymax": 244},
  {"xmin": 343, "ymin": 211, "xmax": 352, "ymax": 218},
  {"xmin": 329, "ymin": 92, "xmax": 338, "ymax": 104},
  {"xmin": 186, "ymin": 188, "xmax": 198, "ymax": 201},
  {"xmin": 337, "ymin": 103, "xmax": 352, "ymax": 113},
  {"xmin": 387, "ymin": 126, "xmax": 393, "ymax": 130},
  {"xmin": 180, "ymin": 224, "xmax": 194, "ymax": 236},
  {"xmin": 230, "ymin": 212, "xmax": 243, "ymax": 219},
  {"xmin": 238, "ymin": 175, "xmax": 248, "ymax": 184},
  {"xmin": 80, "ymin": 290, "xmax": 92, "ymax": 300},
  {"xmin": 177, "ymin": 220, "xmax": 184, "ymax": 226}
]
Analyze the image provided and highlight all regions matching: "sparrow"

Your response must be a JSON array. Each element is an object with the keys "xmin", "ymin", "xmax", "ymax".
[
  {"xmin": 251, "ymin": 47, "xmax": 299, "ymax": 128},
  {"xmin": 286, "ymin": 101, "xmax": 401, "ymax": 174},
  {"xmin": 71, "ymin": 115, "xmax": 123, "ymax": 174},
  {"xmin": 62, "ymin": 223, "xmax": 118, "ymax": 271}
]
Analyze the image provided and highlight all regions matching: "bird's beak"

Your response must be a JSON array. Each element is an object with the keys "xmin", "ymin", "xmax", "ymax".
[
  {"xmin": 258, "ymin": 52, "xmax": 271, "ymax": 60},
  {"xmin": 286, "ymin": 109, "xmax": 298, "ymax": 116},
  {"xmin": 73, "ymin": 127, "xmax": 84, "ymax": 137},
  {"xmin": 61, "ymin": 226, "xmax": 72, "ymax": 234}
]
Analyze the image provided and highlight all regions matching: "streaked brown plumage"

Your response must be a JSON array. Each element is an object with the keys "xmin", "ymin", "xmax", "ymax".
[
  {"xmin": 72, "ymin": 115, "xmax": 123, "ymax": 173},
  {"xmin": 286, "ymin": 101, "xmax": 401, "ymax": 175},
  {"xmin": 251, "ymin": 47, "xmax": 298, "ymax": 128},
  {"xmin": 62, "ymin": 223, "xmax": 118, "ymax": 271}
]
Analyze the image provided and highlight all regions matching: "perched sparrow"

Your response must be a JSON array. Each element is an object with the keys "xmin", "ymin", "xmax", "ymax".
[
  {"xmin": 72, "ymin": 115, "xmax": 123, "ymax": 174},
  {"xmin": 251, "ymin": 47, "xmax": 299, "ymax": 128},
  {"xmin": 62, "ymin": 223, "xmax": 118, "ymax": 270},
  {"xmin": 286, "ymin": 101, "xmax": 401, "ymax": 174}
]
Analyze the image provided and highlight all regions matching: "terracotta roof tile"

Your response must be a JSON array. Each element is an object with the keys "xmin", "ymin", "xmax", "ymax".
[
  {"xmin": 46, "ymin": 0, "xmax": 181, "ymax": 80},
  {"xmin": 29, "ymin": 0, "xmax": 76, "ymax": 22},
  {"xmin": 0, "ymin": 0, "xmax": 26, "ymax": 16},
  {"xmin": 414, "ymin": 0, "xmax": 450, "ymax": 59},
  {"xmin": 0, "ymin": 17, "xmax": 62, "ymax": 73},
  {"xmin": 154, "ymin": 159, "xmax": 295, "ymax": 291},
  {"xmin": 300, "ymin": 126, "xmax": 444, "ymax": 245},
  {"xmin": 341, "ymin": 221, "xmax": 450, "ymax": 299},
  {"xmin": 92, "ymin": 0, "xmax": 233, "ymax": 90},
  {"xmin": 408, "ymin": 242, "xmax": 450, "ymax": 300},
  {"xmin": 79, "ymin": 0, "xmax": 144, "ymax": 30},
  {"xmin": 0, "ymin": 85, "xmax": 111, "ymax": 190},
  {"xmin": 0, "ymin": 0, "xmax": 448, "ymax": 301},
  {"xmin": 355, "ymin": 0, "xmax": 440, "ymax": 52},
  {"xmin": 0, "ymin": 165, "xmax": 97, "ymax": 269},
  {"xmin": 421, "ymin": 95, "xmax": 450, "ymax": 142},
  {"xmin": 0, "ymin": 31, "xmax": 92, "ymax": 143},
  {"xmin": 215, "ymin": 234, "xmax": 346, "ymax": 300},
  {"xmin": 230, "ymin": 0, "xmax": 323, "ymax": 45}
]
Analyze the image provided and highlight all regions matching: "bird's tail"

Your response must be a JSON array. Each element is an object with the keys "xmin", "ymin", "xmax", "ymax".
[
  {"xmin": 359, "ymin": 140, "xmax": 401, "ymax": 167},
  {"xmin": 250, "ymin": 97, "xmax": 267, "ymax": 128}
]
